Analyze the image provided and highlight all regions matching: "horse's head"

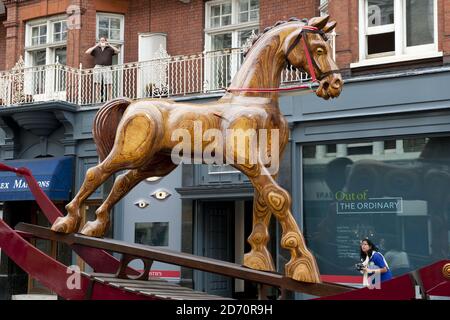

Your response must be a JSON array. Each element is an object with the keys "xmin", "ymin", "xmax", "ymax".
[{"xmin": 284, "ymin": 15, "xmax": 343, "ymax": 100}]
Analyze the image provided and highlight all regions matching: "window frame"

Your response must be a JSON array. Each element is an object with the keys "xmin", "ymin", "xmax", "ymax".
[
  {"xmin": 25, "ymin": 16, "xmax": 68, "ymax": 66},
  {"xmin": 204, "ymin": 0, "xmax": 259, "ymax": 51},
  {"xmin": 355, "ymin": 0, "xmax": 440, "ymax": 67},
  {"xmin": 96, "ymin": 12, "xmax": 125, "ymax": 65}
]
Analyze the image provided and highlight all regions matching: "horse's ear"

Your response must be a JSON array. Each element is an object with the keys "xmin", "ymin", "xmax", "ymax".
[
  {"xmin": 322, "ymin": 21, "xmax": 337, "ymax": 33},
  {"xmin": 308, "ymin": 15, "xmax": 330, "ymax": 30}
]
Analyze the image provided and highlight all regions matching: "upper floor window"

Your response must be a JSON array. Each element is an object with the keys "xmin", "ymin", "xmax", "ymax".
[
  {"xmin": 205, "ymin": 0, "xmax": 259, "ymax": 50},
  {"xmin": 205, "ymin": 0, "xmax": 260, "ymax": 89},
  {"xmin": 25, "ymin": 17, "xmax": 68, "ymax": 67},
  {"xmin": 356, "ymin": 0, "xmax": 439, "ymax": 66},
  {"xmin": 96, "ymin": 13, "xmax": 124, "ymax": 64}
]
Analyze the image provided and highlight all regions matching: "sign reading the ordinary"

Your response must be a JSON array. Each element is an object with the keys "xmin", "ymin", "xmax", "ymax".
[{"xmin": 335, "ymin": 190, "xmax": 403, "ymax": 214}]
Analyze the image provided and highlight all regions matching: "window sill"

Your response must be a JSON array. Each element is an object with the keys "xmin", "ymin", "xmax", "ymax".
[{"xmin": 350, "ymin": 52, "xmax": 443, "ymax": 69}]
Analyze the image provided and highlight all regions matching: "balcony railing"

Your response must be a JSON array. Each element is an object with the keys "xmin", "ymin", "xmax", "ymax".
[{"xmin": 0, "ymin": 47, "xmax": 312, "ymax": 107}]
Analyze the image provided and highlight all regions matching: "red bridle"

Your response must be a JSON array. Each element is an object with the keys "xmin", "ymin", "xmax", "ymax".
[{"xmin": 227, "ymin": 25, "xmax": 340, "ymax": 93}]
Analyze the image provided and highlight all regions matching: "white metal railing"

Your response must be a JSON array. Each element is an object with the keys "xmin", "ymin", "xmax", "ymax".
[{"xmin": 0, "ymin": 43, "xmax": 332, "ymax": 107}]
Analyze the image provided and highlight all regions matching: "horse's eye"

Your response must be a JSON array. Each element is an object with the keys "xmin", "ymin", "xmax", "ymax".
[
  {"xmin": 317, "ymin": 48, "xmax": 325, "ymax": 55},
  {"xmin": 151, "ymin": 189, "xmax": 172, "ymax": 200}
]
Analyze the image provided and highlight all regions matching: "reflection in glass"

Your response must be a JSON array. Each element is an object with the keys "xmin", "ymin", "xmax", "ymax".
[
  {"xmin": 303, "ymin": 136, "xmax": 450, "ymax": 278},
  {"xmin": 135, "ymin": 222, "xmax": 169, "ymax": 246}
]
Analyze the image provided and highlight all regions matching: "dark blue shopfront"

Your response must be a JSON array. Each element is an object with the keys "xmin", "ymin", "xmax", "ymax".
[{"xmin": 0, "ymin": 156, "xmax": 74, "ymax": 201}]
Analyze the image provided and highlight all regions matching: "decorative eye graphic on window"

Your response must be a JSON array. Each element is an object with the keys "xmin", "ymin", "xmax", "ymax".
[
  {"xmin": 134, "ymin": 200, "xmax": 150, "ymax": 209},
  {"xmin": 151, "ymin": 189, "xmax": 171, "ymax": 200}
]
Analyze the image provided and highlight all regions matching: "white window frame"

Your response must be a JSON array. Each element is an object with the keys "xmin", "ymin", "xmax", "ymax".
[
  {"xmin": 204, "ymin": 0, "xmax": 259, "ymax": 91},
  {"xmin": 96, "ymin": 12, "xmax": 125, "ymax": 65},
  {"xmin": 205, "ymin": 0, "xmax": 259, "ymax": 51},
  {"xmin": 25, "ymin": 16, "xmax": 68, "ymax": 65},
  {"xmin": 24, "ymin": 16, "xmax": 68, "ymax": 101},
  {"xmin": 353, "ymin": 0, "xmax": 441, "ymax": 68}
]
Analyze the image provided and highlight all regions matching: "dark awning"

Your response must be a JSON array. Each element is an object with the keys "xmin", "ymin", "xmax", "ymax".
[{"xmin": 0, "ymin": 156, "xmax": 74, "ymax": 201}]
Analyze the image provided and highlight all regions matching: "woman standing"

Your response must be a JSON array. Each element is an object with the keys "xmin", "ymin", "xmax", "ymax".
[{"xmin": 359, "ymin": 238, "xmax": 393, "ymax": 286}]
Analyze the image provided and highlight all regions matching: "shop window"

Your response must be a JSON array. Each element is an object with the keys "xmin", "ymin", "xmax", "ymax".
[
  {"xmin": 302, "ymin": 135, "xmax": 450, "ymax": 279},
  {"xmin": 135, "ymin": 222, "xmax": 169, "ymax": 246}
]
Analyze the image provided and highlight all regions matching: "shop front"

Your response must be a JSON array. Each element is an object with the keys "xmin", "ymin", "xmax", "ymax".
[
  {"xmin": 0, "ymin": 156, "xmax": 74, "ymax": 299},
  {"xmin": 285, "ymin": 66, "xmax": 450, "ymax": 294}
]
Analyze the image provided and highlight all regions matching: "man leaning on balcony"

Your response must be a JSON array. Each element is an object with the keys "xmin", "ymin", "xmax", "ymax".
[{"xmin": 85, "ymin": 37, "xmax": 120, "ymax": 103}]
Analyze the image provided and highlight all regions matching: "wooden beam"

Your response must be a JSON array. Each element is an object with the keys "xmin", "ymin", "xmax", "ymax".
[{"xmin": 15, "ymin": 223, "xmax": 354, "ymax": 297}]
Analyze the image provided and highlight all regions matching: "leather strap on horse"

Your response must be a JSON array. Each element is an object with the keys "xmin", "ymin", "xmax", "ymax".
[{"xmin": 228, "ymin": 25, "xmax": 340, "ymax": 93}]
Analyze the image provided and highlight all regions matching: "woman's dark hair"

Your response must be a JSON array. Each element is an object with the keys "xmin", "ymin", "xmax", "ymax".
[{"xmin": 360, "ymin": 238, "xmax": 378, "ymax": 261}]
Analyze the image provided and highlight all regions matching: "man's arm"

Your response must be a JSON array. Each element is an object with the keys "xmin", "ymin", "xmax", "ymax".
[
  {"xmin": 85, "ymin": 43, "xmax": 99, "ymax": 55},
  {"xmin": 107, "ymin": 43, "xmax": 120, "ymax": 54}
]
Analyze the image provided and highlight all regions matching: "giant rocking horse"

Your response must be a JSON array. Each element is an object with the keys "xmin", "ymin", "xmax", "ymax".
[{"xmin": 51, "ymin": 15, "xmax": 343, "ymax": 283}]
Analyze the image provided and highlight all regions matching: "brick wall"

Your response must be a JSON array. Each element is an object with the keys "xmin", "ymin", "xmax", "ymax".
[
  {"xmin": 0, "ymin": 15, "xmax": 6, "ymax": 71},
  {"xmin": 259, "ymin": 0, "xmax": 318, "ymax": 29},
  {"xmin": 149, "ymin": 0, "xmax": 204, "ymax": 57}
]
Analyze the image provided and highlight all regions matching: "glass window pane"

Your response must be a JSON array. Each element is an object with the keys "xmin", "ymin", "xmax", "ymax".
[
  {"xmin": 40, "ymin": 25, "xmax": 47, "ymax": 36},
  {"xmin": 39, "ymin": 35, "xmax": 46, "ymax": 45},
  {"xmin": 61, "ymin": 32, "xmax": 67, "ymax": 41},
  {"xmin": 367, "ymin": 0, "xmax": 394, "ymax": 27},
  {"xmin": 367, "ymin": 31, "xmax": 395, "ymax": 55},
  {"xmin": 239, "ymin": 12, "xmax": 248, "ymax": 23},
  {"xmin": 302, "ymin": 135, "xmax": 450, "ymax": 278},
  {"xmin": 135, "ymin": 222, "xmax": 169, "ymax": 246},
  {"xmin": 222, "ymin": 15, "xmax": 231, "ymax": 26},
  {"xmin": 32, "ymin": 50, "xmax": 46, "ymax": 66},
  {"xmin": 211, "ymin": 16, "xmax": 220, "ymax": 28},
  {"xmin": 31, "ymin": 37, "xmax": 38, "ymax": 46},
  {"xmin": 211, "ymin": 5, "xmax": 221, "ymax": 17},
  {"xmin": 53, "ymin": 33, "xmax": 61, "ymax": 42},
  {"xmin": 406, "ymin": 0, "xmax": 434, "ymax": 47},
  {"xmin": 240, "ymin": 0, "xmax": 249, "ymax": 13},
  {"xmin": 222, "ymin": 3, "xmax": 231, "ymax": 15},
  {"xmin": 212, "ymin": 33, "xmax": 232, "ymax": 50},
  {"xmin": 110, "ymin": 17, "xmax": 121, "ymax": 29},
  {"xmin": 32, "ymin": 27, "xmax": 39, "ymax": 38},
  {"xmin": 62, "ymin": 21, "xmax": 68, "ymax": 32},
  {"xmin": 250, "ymin": 0, "xmax": 259, "ymax": 10},
  {"xmin": 249, "ymin": 10, "xmax": 258, "ymax": 21},
  {"xmin": 55, "ymin": 47, "xmax": 67, "ymax": 64},
  {"xmin": 54, "ymin": 22, "xmax": 61, "ymax": 33},
  {"xmin": 99, "ymin": 28, "xmax": 109, "ymax": 39},
  {"xmin": 99, "ymin": 17, "xmax": 109, "ymax": 29},
  {"xmin": 110, "ymin": 29, "xmax": 120, "ymax": 40}
]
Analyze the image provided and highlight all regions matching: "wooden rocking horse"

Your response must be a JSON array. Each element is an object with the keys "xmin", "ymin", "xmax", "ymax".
[{"xmin": 52, "ymin": 15, "xmax": 343, "ymax": 283}]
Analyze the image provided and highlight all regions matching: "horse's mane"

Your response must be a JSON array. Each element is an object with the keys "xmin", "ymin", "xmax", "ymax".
[{"xmin": 243, "ymin": 17, "xmax": 307, "ymax": 58}]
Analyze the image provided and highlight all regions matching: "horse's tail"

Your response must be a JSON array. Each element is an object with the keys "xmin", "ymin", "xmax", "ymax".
[{"xmin": 93, "ymin": 97, "xmax": 132, "ymax": 162}]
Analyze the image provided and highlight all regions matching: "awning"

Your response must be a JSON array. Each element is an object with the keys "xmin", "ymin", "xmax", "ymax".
[{"xmin": 0, "ymin": 156, "xmax": 74, "ymax": 201}]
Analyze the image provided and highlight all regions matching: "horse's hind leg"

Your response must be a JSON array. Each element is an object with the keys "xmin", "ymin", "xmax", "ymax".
[
  {"xmin": 51, "ymin": 159, "xmax": 120, "ymax": 234},
  {"xmin": 51, "ymin": 113, "xmax": 161, "ymax": 235},
  {"xmin": 81, "ymin": 160, "xmax": 176, "ymax": 237}
]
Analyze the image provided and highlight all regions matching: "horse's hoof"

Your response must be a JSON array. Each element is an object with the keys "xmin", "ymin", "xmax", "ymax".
[
  {"xmin": 285, "ymin": 257, "xmax": 321, "ymax": 283},
  {"xmin": 243, "ymin": 250, "xmax": 275, "ymax": 272},
  {"xmin": 80, "ymin": 220, "xmax": 106, "ymax": 238},
  {"xmin": 51, "ymin": 216, "xmax": 79, "ymax": 234}
]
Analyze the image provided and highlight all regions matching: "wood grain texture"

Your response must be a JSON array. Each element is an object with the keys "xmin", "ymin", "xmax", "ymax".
[{"xmin": 52, "ymin": 16, "xmax": 343, "ymax": 283}]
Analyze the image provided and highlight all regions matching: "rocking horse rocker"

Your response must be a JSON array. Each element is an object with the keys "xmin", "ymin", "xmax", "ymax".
[{"xmin": 52, "ymin": 15, "xmax": 343, "ymax": 283}]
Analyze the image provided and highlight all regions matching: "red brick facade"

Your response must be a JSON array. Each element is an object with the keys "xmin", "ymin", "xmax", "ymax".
[{"xmin": 0, "ymin": 0, "xmax": 449, "ymax": 71}]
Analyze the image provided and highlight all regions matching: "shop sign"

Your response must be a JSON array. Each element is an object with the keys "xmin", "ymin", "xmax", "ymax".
[{"xmin": 335, "ymin": 190, "xmax": 403, "ymax": 214}]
